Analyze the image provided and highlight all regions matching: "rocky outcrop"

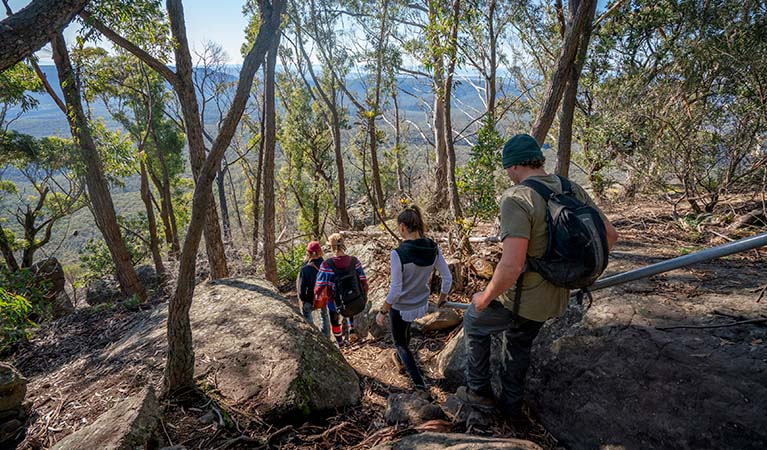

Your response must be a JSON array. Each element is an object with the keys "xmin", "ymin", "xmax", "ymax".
[
  {"xmin": 370, "ymin": 432, "xmax": 542, "ymax": 450},
  {"xmin": 85, "ymin": 277, "xmax": 121, "ymax": 306},
  {"xmin": 135, "ymin": 264, "xmax": 159, "ymax": 289},
  {"xmin": 104, "ymin": 277, "xmax": 361, "ymax": 420},
  {"xmin": 527, "ymin": 301, "xmax": 767, "ymax": 450},
  {"xmin": 0, "ymin": 363, "xmax": 27, "ymax": 445},
  {"xmin": 435, "ymin": 269, "xmax": 767, "ymax": 450},
  {"xmin": 50, "ymin": 386, "xmax": 160, "ymax": 450},
  {"xmin": 29, "ymin": 257, "xmax": 73, "ymax": 317},
  {"xmin": 385, "ymin": 392, "xmax": 443, "ymax": 425},
  {"xmin": 436, "ymin": 329, "xmax": 504, "ymax": 395},
  {"xmin": 414, "ymin": 305, "xmax": 462, "ymax": 333}
]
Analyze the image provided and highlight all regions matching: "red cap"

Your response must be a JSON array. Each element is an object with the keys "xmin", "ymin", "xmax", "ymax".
[{"xmin": 306, "ymin": 241, "xmax": 322, "ymax": 254}]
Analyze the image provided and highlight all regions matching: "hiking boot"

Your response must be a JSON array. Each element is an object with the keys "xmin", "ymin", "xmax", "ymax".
[
  {"xmin": 456, "ymin": 386, "xmax": 496, "ymax": 412},
  {"xmin": 390, "ymin": 350, "xmax": 404, "ymax": 372}
]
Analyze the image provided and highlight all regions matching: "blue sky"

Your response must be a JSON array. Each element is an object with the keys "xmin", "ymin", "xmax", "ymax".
[
  {"xmin": 8, "ymin": 0, "xmax": 249, "ymax": 64},
  {"xmin": 9, "ymin": 0, "xmax": 611, "ymax": 65}
]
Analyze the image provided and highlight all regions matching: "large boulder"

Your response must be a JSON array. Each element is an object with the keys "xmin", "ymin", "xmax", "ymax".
[
  {"xmin": 104, "ymin": 277, "xmax": 361, "ymax": 420},
  {"xmin": 436, "ymin": 329, "xmax": 504, "ymax": 394},
  {"xmin": 0, "ymin": 363, "xmax": 27, "ymax": 412},
  {"xmin": 86, "ymin": 277, "xmax": 121, "ymax": 306},
  {"xmin": 29, "ymin": 257, "xmax": 73, "ymax": 317},
  {"xmin": 135, "ymin": 264, "xmax": 159, "ymax": 289},
  {"xmin": 370, "ymin": 432, "xmax": 542, "ymax": 450},
  {"xmin": 0, "ymin": 363, "xmax": 27, "ymax": 445},
  {"xmin": 527, "ymin": 297, "xmax": 767, "ymax": 450},
  {"xmin": 50, "ymin": 386, "xmax": 160, "ymax": 450},
  {"xmin": 385, "ymin": 392, "xmax": 444, "ymax": 425}
]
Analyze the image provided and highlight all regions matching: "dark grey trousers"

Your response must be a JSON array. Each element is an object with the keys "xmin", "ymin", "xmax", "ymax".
[{"xmin": 463, "ymin": 300, "xmax": 544, "ymax": 415}]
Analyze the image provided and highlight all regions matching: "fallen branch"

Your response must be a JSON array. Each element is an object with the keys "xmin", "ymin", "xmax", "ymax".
[{"xmin": 656, "ymin": 318, "xmax": 767, "ymax": 331}]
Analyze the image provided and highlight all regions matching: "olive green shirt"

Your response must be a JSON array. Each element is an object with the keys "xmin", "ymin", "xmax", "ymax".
[{"xmin": 497, "ymin": 174, "xmax": 599, "ymax": 322}]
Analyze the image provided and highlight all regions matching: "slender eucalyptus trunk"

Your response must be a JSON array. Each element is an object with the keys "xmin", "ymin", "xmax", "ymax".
[
  {"xmin": 556, "ymin": 0, "xmax": 596, "ymax": 177},
  {"xmin": 166, "ymin": 0, "xmax": 229, "ymax": 279},
  {"xmin": 216, "ymin": 164, "xmax": 232, "ymax": 242},
  {"xmin": 530, "ymin": 0, "xmax": 597, "ymax": 145},
  {"xmin": 444, "ymin": 0, "xmax": 462, "ymax": 220},
  {"xmin": 140, "ymin": 160, "xmax": 166, "ymax": 280},
  {"xmin": 51, "ymin": 32, "xmax": 146, "ymax": 301},
  {"xmin": 263, "ymin": 33, "xmax": 280, "ymax": 285}
]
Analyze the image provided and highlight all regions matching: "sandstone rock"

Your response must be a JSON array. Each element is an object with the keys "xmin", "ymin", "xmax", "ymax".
[
  {"xmin": 0, "ymin": 363, "xmax": 27, "ymax": 412},
  {"xmin": 52, "ymin": 291, "xmax": 75, "ymax": 318},
  {"xmin": 469, "ymin": 257, "xmax": 494, "ymax": 279},
  {"xmin": 29, "ymin": 257, "xmax": 72, "ymax": 318},
  {"xmin": 436, "ymin": 329, "xmax": 520, "ymax": 399},
  {"xmin": 385, "ymin": 393, "xmax": 444, "ymax": 425},
  {"xmin": 50, "ymin": 386, "xmax": 160, "ymax": 450},
  {"xmin": 370, "ymin": 432, "xmax": 542, "ymax": 450},
  {"xmin": 414, "ymin": 306, "xmax": 462, "ymax": 332},
  {"xmin": 29, "ymin": 257, "xmax": 65, "ymax": 296},
  {"xmin": 104, "ymin": 277, "xmax": 361, "ymax": 420},
  {"xmin": 86, "ymin": 277, "xmax": 121, "ymax": 306},
  {"xmin": 135, "ymin": 264, "xmax": 158, "ymax": 288},
  {"xmin": 527, "ymin": 302, "xmax": 767, "ymax": 450}
]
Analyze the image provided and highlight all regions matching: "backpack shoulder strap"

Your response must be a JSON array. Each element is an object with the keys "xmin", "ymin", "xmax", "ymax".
[
  {"xmin": 521, "ymin": 178, "xmax": 556, "ymax": 201},
  {"xmin": 556, "ymin": 175, "xmax": 573, "ymax": 194},
  {"xmin": 325, "ymin": 258, "xmax": 336, "ymax": 272}
]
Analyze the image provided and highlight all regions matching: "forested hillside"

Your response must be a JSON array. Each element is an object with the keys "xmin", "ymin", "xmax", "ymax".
[{"xmin": 1, "ymin": 0, "xmax": 765, "ymax": 449}]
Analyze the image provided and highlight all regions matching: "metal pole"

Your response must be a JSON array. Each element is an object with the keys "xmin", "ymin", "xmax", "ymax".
[{"xmin": 445, "ymin": 232, "xmax": 767, "ymax": 310}]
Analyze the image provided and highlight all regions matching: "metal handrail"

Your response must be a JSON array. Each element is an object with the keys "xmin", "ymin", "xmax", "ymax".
[{"xmin": 444, "ymin": 232, "xmax": 767, "ymax": 310}]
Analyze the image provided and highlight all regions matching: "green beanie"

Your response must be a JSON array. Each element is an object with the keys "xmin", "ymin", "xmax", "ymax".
[{"xmin": 502, "ymin": 134, "xmax": 543, "ymax": 169}]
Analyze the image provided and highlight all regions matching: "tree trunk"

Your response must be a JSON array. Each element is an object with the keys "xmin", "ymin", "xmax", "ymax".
[
  {"xmin": 50, "ymin": 32, "xmax": 146, "ymax": 301},
  {"xmin": 251, "ymin": 112, "xmax": 265, "ymax": 264},
  {"xmin": 151, "ymin": 125, "xmax": 181, "ymax": 257},
  {"xmin": 226, "ymin": 165, "xmax": 246, "ymax": 240},
  {"xmin": 444, "ymin": 0, "xmax": 462, "ymax": 220},
  {"xmin": 216, "ymin": 164, "xmax": 232, "ymax": 242},
  {"xmin": 165, "ymin": 0, "xmax": 285, "ymax": 394},
  {"xmin": 556, "ymin": 0, "xmax": 596, "ymax": 177},
  {"xmin": 392, "ymin": 87, "xmax": 405, "ymax": 196},
  {"xmin": 140, "ymin": 160, "xmax": 166, "ymax": 280},
  {"xmin": 331, "ymin": 109, "xmax": 351, "ymax": 229},
  {"xmin": 166, "ymin": 0, "xmax": 229, "ymax": 280},
  {"xmin": 0, "ymin": 226, "xmax": 20, "ymax": 271},
  {"xmin": 431, "ymin": 70, "xmax": 449, "ymax": 212},
  {"xmin": 530, "ymin": 0, "xmax": 597, "ymax": 145},
  {"xmin": 368, "ymin": 115, "xmax": 386, "ymax": 214},
  {"xmin": 263, "ymin": 32, "xmax": 281, "ymax": 286},
  {"xmin": 0, "ymin": 0, "xmax": 89, "ymax": 71}
]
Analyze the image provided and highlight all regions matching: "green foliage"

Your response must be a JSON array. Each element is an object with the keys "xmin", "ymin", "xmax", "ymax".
[
  {"xmin": 0, "ymin": 267, "xmax": 53, "ymax": 353},
  {"xmin": 276, "ymin": 245, "xmax": 305, "ymax": 285},
  {"xmin": 457, "ymin": 117, "xmax": 507, "ymax": 220},
  {"xmin": 278, "ymin": 81, "xmax": 334, "ymax": 238},
  {"xmin": 78, "ymin": 214, "xmax": 149, "ymax": 281},
  {"xmin": 0, "ymin": 62, "xmax": 42, "ymax": 117},
  {"xmin": 0, "ymin": 287, "xmax": 34, "ymax": 354}
]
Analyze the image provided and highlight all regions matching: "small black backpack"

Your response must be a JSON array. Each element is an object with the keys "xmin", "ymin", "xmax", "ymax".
[
  {"xmin": 298, "ymin": 262, "xmax": 320, "ymax": 304},
  {"xmin": 326, "ymin": 257, "xmax": 367, "ymax": 317},
  {"xmin": 521, "ymin": 175, "xmax": 609, "ymax": 290}
]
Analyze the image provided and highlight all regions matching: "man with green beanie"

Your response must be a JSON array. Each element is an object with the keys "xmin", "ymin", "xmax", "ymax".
[{"xmin": 458, "ymin": 133, "xmax": 619, "ymax": 422}]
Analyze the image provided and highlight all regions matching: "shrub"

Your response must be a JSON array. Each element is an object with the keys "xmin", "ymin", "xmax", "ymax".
[
  {"xmin": 0, "ymin": 286, "xmax": 35, "ymax": 354},
  {"xmin": 276, "ymin": 245, "xmax": 305, "ymax": 286}
]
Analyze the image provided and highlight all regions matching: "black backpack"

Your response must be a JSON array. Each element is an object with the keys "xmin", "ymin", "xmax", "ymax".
[
  {"xmin": 325, "ymin": 257, "xmax": 367, "ymax": 317},
  {"xmin": 520, "ymin": 175, "xmax": 609, "ymax": 290},
  {"xmin": 298, "ymin": 262, "xmax": 320, "ymax": 303}
]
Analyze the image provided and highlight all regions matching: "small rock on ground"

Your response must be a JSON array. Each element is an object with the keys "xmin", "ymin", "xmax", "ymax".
[
  {"xmin": 50, "ymin": 386, "xmax": 160, "ymax": 450},
  {"xmin": 385, "ymin": 392, "xmax": 444, "ymax": 425},
  {"xmin": 370, "ymin": 432, "xmax": 542, "ymax": 449}
]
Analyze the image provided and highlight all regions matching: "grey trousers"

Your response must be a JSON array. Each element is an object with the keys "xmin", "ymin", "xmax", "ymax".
[{"xmin": 463, "ymin": 300, "xmax": 544, "ymax": 415}]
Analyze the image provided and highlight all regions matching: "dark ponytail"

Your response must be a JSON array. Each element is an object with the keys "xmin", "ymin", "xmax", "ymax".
[{"xmin": 397, "ymin": 204, "xmax": 426, "ymax": 236}]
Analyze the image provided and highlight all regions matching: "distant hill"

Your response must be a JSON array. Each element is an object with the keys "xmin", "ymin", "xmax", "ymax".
[{"xmin": 9, "ymin": 65, "xmax": 515, "ymax": 138}]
